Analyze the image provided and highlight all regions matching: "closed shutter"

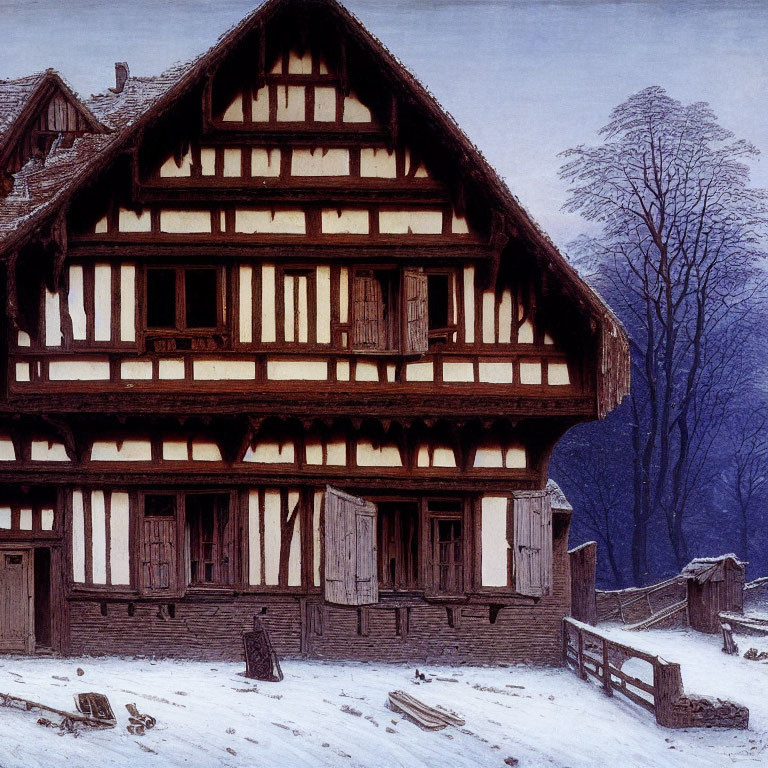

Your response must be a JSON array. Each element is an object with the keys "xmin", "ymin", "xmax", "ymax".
[
  {"xmin": 141, "ymin": 518, "xmax": 177, "ymax": 593},
  {"xmin": 512, "ymin": 491, "xmax": 552, "ymax": 597},
  {"xmin": 352, "ymin": 273, "xmax": 384, "ymax": 349},
  {"xmin": 403, "ymin": 268, "xmax": 428, "ymax": 353},
  {"xmin": 324, "ymin": 486, "xmax": 378, "ymax": 605}
]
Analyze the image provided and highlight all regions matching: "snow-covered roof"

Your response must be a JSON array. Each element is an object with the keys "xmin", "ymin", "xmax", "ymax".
[
  {"xmin": 681, "ymin": 554, "xmax": 745, "ymax": 584},
  {"xmin": 546, "ymin": 479, "xmax": 573, "ymax": 511}
]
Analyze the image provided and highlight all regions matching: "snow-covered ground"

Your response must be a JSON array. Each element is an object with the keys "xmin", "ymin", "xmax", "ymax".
[{"xmin": 0, "ymin": 628, "xmax": 766, "ymax": 768}]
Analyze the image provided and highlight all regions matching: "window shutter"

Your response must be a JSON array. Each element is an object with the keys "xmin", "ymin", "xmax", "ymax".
[
  {"xmin": 352, "ymin": 274, "xmax": 384, "ymax": 349},
  {"xmin": 402, "ymin": 268, "xmax": 428, "ymax": 353},
  {"xmin": 512, "ymin": 491, "xmax": 552, "ymax": 597},
  {"xmin": 141, "ymin": 518, "xmax": 177, "ymax": 593},
  {"xmin": 324, "ymin": 486, "xmax": 378, "ymax": 605}
]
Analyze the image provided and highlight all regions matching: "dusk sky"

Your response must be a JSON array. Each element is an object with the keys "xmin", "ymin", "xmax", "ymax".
[{"xmin": 2, "ymin": 0, "xmax": 767, "ymax": 248}]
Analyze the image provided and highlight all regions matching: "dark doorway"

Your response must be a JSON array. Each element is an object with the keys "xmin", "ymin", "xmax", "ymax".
[
  {"xmin": 34, "ymin": 548, "xmax": 51, "ymax": 649},
  {"xmin": 377, "ymin": 502, "xmax": 419, "ymax": 590}
]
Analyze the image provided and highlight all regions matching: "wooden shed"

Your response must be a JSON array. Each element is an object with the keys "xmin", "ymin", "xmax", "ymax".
[{"xmin": 682, "ymin": 555, "xmax": 745, "ymax": 634}]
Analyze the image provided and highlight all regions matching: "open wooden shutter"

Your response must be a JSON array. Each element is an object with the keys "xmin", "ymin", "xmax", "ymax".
[
  {"xmin": 512, "ymin": 491, "xmax": 552, "ymax": 597},
  {"xmin": 352, "ymin": 273, "xmax": 384, "ymax": 349},
  {"xmin": 402, "ymin": 268, "xmax": 428, "ymax": 353},
  {"xmin": 324, "ymin": 486, "xmax": 378, "ymax": 605}
]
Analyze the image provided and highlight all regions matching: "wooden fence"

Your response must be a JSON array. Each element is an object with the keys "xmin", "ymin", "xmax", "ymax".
[
  {"xmin": 562, "ymin": 617, "xmax": 748, "ymax": 729},
  {"xmin": 596, "ymin": 576, "xmax": 687, "ymax": 626}
]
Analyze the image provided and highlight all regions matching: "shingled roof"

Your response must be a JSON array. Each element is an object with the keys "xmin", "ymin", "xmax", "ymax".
[{"xmin": 0, "ymin": 0, "xmax": 630, "ymax": 415}]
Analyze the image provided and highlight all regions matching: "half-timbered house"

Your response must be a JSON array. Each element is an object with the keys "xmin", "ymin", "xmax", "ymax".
[{"xmin": 0, "ymin": 0, "xmax": 629, "ymax": 663}]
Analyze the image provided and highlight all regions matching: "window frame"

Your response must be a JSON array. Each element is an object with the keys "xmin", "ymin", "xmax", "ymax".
[
  {"xmin": 421, "ymin": 497, "xmax": 471, "ymax": 598},
  {"xmin": 425, "ymin": 268, "xmax": 457, "ymax": 345}
]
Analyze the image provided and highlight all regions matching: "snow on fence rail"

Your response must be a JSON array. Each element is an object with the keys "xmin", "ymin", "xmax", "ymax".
[
  {"xmin": 595, "ymin": 576, "xmax": 687, "ymax": 625},
  {"xmin": 562, "ymin": 617, "xmax": 749, "ymax": 729}
]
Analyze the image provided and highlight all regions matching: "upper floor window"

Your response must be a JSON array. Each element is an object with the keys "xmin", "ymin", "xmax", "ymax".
[{"xmin": 426, "ymin": 271, "xmax": 456, "ymax": 344}]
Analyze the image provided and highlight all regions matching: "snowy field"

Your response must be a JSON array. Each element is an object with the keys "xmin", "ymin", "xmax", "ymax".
[{"xmin": 0, "ymin": 628, "xmax": 766, "ymax": 768}]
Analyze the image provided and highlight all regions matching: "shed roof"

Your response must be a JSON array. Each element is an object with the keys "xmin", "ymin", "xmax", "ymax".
[{"xmin": 681, "ymin": 554, "xmax": 745, "ymax": 584}]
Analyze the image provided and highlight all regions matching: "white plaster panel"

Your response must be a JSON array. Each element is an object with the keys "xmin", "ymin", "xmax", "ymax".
[
  {"xmin": 321, "ymin": 208, "xmax": 368, "ymax": 234},
  {"xmin": 356, "ymin": 441, "xmax": 402, "ymax": 467},
  {"xmin": 339, "ymin": 267, "xmax": 349, "ymax": 323},
  {"xmin": 160, "ymin": 210, "xmax": 212, "ymax": 234},
  {"xmin": 442, "ymin": 361, "xmax": 474, "ymax": 382},
  {"xmin": 191, "ymin": 441, "xmax": 223, "ymax": 461},
  {"xmin": 544, "ymin": 333, "xmax": 555, "ymax": 346},
  {"xmin": 276, "ymin": 85, "xmax": 305, "ymax": 121},
  {"xmin": 45, "ymin": 290, "xmax": 61, "ymax": 347},
  {"xmin": 94, "ymin": 263, "xmax": 111, "ymax": 342},
  {"xmin": 263, "ymin": 491, "xmax": 281, "ymax": 585},
  {"xmin": 355, "ymin": 360, "xmax": 379, "ymax": 382},
  {"xmin": 121, "ymin": 360, "xmax": 152, "ymax": 380},
  {"xmin": 0, "ymin": 507, "xmax": 10, "ymax": 529},
  {"xmin": 379, "ymin": 210, "xmax": 443, "ymax": 235},
  {"xmin": 326, "ymin": 440, "xmax": 346, "ymax": 466},
  {"xmin": 288, "ymin": 490, "xmax": 301, "ymax": 586},
  {"xmin": 222, "ymin": 93, "xmax": 244, "ymax": 122},
  {"xmin": 0, "ymin": 438, "xmax": 15, "ymax": 461},
  {"xmin": 120, "ymin": 265, "xmax": 136, "ymax": 342},
  {"xmin": 288, "ymin": 50, "xmax": 312, "ymax": 74},
  {"xmin": 239, "ymin": 265, "xmax": 253, "ymax": 344},
  {"xmin": 414, "ymin": 165, "xmax": 429, "ymax": 178},
  {"xmin": 313, "ymin": 491, "xmax": 322, "ymax": 587},
  {"xmin": 417, "ymin": 445, "xmax": 430, "ymax": 467},
  {"xmin": 305, "ymin": 440, "xmax": 323, "ymax": 465},
  {"xmin": 118, "ymin": 208, "xmax": 151, "ymax": 233},
  {"xmin": 463, "ymin": 266, "xmax": 475, "ymax": 343},
  {"xmin": 235, "ymin": 209, "xmax": 306, "ymax": 234},
  {"xmin": 244, "ymin": 442, "xmax": 295, "ymax": 463},
  {"xmin": 94, "ymin": 216, "xmax": 108, "ymax": 234},
  {"xmin": 520, "ymin": 361, "xmax": 542, "ymax": 385},
  {"xmin": 433, "ymin": 447, "xmax": 457, "ymax": 467},
  {"xmin": 474, "ymin": 446, "xmax": 503, "ymax": 468},
  {"xmin": 451, "ymin": 212, "xmax": 470, "ymax": 234},
  {"xmin": 252, "ymin": 86, "xmax": 269, "ymax": 121},
  {"xmin": 297, "ymin": 274, "xmax": 308, "ymax": 343},
  {"xmin": 72, "ymin": 490, "xmax": 85, "ymax": 583},
  {"xmin": 91, "ymin": 491, "xmax": 107, "ymax": 584},
  {"xmin": 248, "ymin": 491, "xmax": 261, "ymax": 586},
  {"xmin": 261, "ymin": 265, "xmax": 276, "ymax": 342},
  {"xmin": 49, "ymin": 360, "xmax": 110, "ymax": 380},
  {"xmin": 200, "ymin": 148, "xmax": 216, "ymax": 176},
  {"xmin": 548, "ymin": 362, "xmax": 571, "ymax": 385},
  {"xmin": 498, "ymin": 289, "xmax": 512, "ymax": 344},
  {"xmin": 314, "ymin": 87, "xmax": 336, "ymax": 121},
  {"xmin": 17, "ymin": 330, "xmax": 31, "ymax": 347},
  {"xmin": 482, "ymin": 291, "xmax": 496, "ymax": 343},
  {"xmin": 283, "ymin": 275, "xmax": 295, "ymax": 342},
  {"xmin": 68, "ymin": 265, "xmax": 87, "ymax": 340},
  {"xmin": 481, "ymin": 497, "xmax": 509, "ymax": 587},
  {"xmin": 159, "ymin": 150, "xmax": 192, "ymax": 177},
  {"xmin": 386, "ymin": 364, "xmax": 396, "ymax": 382},
  {"xmin": 251, "ymin": 148, "xmax": 280, "ymax": 177},
  {"xmin": 343, "ymin": 94, "xmax": 371, "ymax": 122},
  {"xmin": 506, "ymin": 446, "xmax": 527, "ymax": 468},
  {"xmin": 360, "ymin": 148, "xmax": 397, "ymax": 178},
  {"xmin": 110, "ymin": 492, "xmax": 131, "ymax": 585},
  {"xmin": 336, "ymin": 360, "xmax": 350, "ymax": 381},
  {"xmin": 316, "ymin": 266, "xmax": 331, "ymax": 343},
  {"xmin": 270, "ymin": 58, "xmax": 283, "ymax": 74},
  {"xmin": 223, "ymin": 148, "xmax": 242, "ymax": 177},
  {"xmin": 15, "ymin": 363, "xmax": 30, "ymax": 382},
  {"xmin": 478, "ymin": 362, "xmax": 514, "ymax": 384},
  {"xmin": 91, "ymin": 440, "xmax": 152, "ymax": 462},
  {"xmin": 41, "ymin": 508, "xmax": 54, "ymax": 531},
  {"xmin": 291, "ymin": 148, "xmax": 349, "ymax": 176},
  {"xmin": 158, "ymin": 359, "xmax": 185, "ymax": 379},
  {"xmin": 193, "ymin": 359, "xmax": 255, "ymax": 380},
  {"xmin": 162, "ymin": 441, "xmax": 189, "ymax": 461},
  {"xmin": 19, "ymin": 508, "xmax": 32, "ymax": 531},
  {"xmin": 405, "ymin": 362, "xmax": 434, "ymax": 382},
  {"xmin": 518, "ymin": 318, "xmax": 534, "ymax": 344},
  {"xmin": 267, "ymin": 359, "xmax": 328, "ymax": 380}
]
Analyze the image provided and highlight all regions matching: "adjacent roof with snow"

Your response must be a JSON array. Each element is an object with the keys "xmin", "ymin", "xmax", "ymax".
[{"xmin": 682, "ymin": 555, "xmax": 745, "ymax": 584}]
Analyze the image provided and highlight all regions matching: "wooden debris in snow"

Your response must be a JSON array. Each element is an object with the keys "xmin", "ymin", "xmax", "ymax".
[
  {"xmin": 125, "ymin": 702, "xmax": 156, "ymax": 735},
  {"xmin": 720, "ymin": 623, "xmax": 738, "ymax": 655},
  {"xmin": 74, "ymin": 692, "xmax": 115, "ymax": 722},
  {"xmin": 0, "ymin": 691, "xmax": 115, "ymax": 729},
  {"xmin": 244, "ymin": 617, "xmax": 283, "ymax": 682},
  {"xmin": 387, "ymin": 690, "xmax": 465, "ymax": 731}
]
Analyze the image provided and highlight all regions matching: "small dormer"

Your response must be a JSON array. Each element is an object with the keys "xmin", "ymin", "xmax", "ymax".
[{"xmin": 0, "ymin": 69, "xmax": 106, "ymax": 176}]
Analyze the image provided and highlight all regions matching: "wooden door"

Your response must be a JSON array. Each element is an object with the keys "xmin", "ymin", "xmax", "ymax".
[{"xmin": 0, "ymin": 551, "xmax": 33, "ymax": 653}]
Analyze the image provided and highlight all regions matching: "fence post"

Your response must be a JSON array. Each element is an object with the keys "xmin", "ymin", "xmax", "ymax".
[
  {"xmin": 654, "ymin": 660, "xmax": 685, "ymax": 727},
  {"xmin": 577, "ymin": 630, "xmax": 586, "ymax": 680},
  {"xmin": 602, "ymin": 637, "xmax": 612, "ymax": 695}
]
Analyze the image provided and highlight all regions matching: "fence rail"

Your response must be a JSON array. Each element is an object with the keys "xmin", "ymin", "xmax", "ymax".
[{"xmin": 562, "ymin": 617, "xmax": 748, "ymax": 729}]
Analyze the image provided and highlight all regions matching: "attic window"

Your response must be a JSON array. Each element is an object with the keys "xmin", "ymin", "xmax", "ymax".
[
  {"xmin": 145, "ymin": 266, "xmax": 222, "ymax": 332},
  {"xmin": 427, "ymin": 272, "xmax": 455, "ymax": 343}
]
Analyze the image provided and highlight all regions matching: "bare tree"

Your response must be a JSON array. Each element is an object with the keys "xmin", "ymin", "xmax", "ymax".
[{"xmin": 559, "ymin": 87, "xmax": 768, "ymax": 583}]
